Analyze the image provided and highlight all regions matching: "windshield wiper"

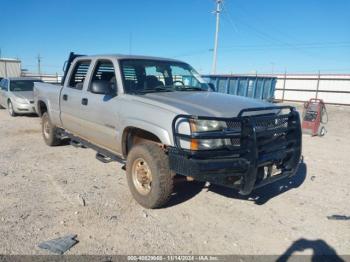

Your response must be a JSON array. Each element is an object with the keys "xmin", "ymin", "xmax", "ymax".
[
  {"xmin": 134, "ymin": 86, "xmax": 174, "ymax": 94},
  {"xmin": 130, "ymin": 85, "xmax": 206, "ymax": 95},
  {"xmin": 175, "ymin": 86, "xmax": 207, "ymax": 92}
]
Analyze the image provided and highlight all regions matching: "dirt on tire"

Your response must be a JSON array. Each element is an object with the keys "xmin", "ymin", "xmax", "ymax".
[{"xmin": 126, "ymin": 143, "xmax": 174, "ymax": 209}]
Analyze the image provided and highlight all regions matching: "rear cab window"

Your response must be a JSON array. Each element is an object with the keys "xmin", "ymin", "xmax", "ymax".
[{"xmin": 68, "ymin": 60, "xmax": 91, "ymax": 90}]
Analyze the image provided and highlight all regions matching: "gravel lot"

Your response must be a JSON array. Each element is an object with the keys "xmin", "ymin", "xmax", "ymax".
[{"xmin": 0, "ymin": 103, "xmax": 349, "ymax": 257}]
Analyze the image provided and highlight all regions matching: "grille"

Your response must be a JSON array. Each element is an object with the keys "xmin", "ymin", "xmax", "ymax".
[
  {"xmin": 30, "ymin": 101, "xmax": 34, "ymax": 104},
  {"xmin": 226, "ymin": 121, "xmax": 241, "ymax": 147},
  {"xmin": 225, "ymin": 115, "xmax": 290, "ymax": 148},
  {"xmin": 226, "ymin": 120, "xmax": 241, "ymax": 130},
  {"xmin": 254, "ymin": 115, "xmax": 289, "ymax": 134},
  {"xmin": 230, "ymin": 138, "xmax": 241, "ymax": 147}
]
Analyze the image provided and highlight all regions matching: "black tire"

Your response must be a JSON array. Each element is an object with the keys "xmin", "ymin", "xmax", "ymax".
[
  {"xmin": 126, "ymin": 143, "xmax": 174, "ymax": 209},
  {"xmin": 8, "ymin": 101, "xmax": 17, "ymax": 117},
  {"xmin": 41, "ymin": 112, "xmax": 61, "ymax": 146}
]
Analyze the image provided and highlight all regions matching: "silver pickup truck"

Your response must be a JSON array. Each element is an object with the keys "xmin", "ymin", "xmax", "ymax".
[{"xmin": 34, "ymin": 52, "xmax": 302, "ymax": 208}]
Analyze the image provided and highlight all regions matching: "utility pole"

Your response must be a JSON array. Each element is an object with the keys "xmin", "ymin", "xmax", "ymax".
[
  {"xmin": 37, "ymin": 54, "xmax": 42, "ymax": 75},
  {"xmin": 211, "ymin": 0, "xmax": 223, "ymax": 75}
]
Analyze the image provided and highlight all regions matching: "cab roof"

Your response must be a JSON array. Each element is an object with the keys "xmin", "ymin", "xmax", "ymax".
[
  {"xmin": 6, "ymin": 77, "xmax": 42, "ymax": 81},
  {"xmin": 76, "ymin": 54, "xmax": 185, "ymax": 63}
]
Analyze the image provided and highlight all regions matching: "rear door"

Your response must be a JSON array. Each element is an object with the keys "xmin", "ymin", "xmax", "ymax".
[
  {"xmin": 60, "ymin": 59, "xmax": 92, "ymax": 135},
  {"xmin": 77, "ymin": 59, "xmax": 121, "ymax": 152}
]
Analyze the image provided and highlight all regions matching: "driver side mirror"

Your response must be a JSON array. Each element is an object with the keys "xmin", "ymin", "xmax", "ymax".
[
  {"xmin": 91, "ymin": 80, "xmax": 115, "ymax": 95},
  {"xmin": 208, "ymin": 83, "xmax": 216, "ymax": 92}
]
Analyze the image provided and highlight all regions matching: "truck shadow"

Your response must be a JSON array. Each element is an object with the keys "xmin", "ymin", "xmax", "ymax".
[
  {"xmin": 277, "ymin": 238, "xmax": 344, "ymax": 262},
  {"xmin": 165, "ymin": 177, "xmax": 206, "ymax": 208},
  {"xmin": 166, "ymin": 161, "xmax": 306, "ymax": 208},
  {"xmin": 12, "ymin": 113, "xmax": 38, "ymax": 118},
  {"xmin": 208, "ymin": 161, "xmax": 307, "ymax": 205}
]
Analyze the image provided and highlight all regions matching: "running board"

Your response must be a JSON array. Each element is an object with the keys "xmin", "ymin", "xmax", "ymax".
[
  {"xmin": 70, "ymin": 140, "xmax": 86, "ymax": 148},
  {"xmin": 96, "ymin": 152, "xmax": 116, "ymax": 163},
  {"xmin": 63, "ymin": 131, "xmax": 125, "ymax": 164}
]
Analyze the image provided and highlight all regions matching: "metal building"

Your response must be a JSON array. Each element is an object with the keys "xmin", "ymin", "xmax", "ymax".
[
  {"xmin": 21, "ymin": 72, "xmax": 62, "ymax": 83},
  {"xmin": 0, "ymin": 58, "xmax": 21, "ymax": 78}
]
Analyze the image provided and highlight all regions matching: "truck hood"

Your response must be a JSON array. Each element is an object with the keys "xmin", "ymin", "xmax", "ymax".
[
  {"xmin": 12, "ymin": 91, "xmax": 34, "ymax": 101},
  {"xmin": 131, "ymin": 91, "xmax": 272, "ymax": 117}
]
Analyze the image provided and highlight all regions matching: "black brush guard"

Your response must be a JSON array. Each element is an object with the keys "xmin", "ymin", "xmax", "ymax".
[{"xmin": 168, "ymin": 106, "xmax": 302, "ymax": 195}]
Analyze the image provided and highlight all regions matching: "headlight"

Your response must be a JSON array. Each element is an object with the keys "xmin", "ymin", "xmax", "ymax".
[
  {"xmin": 14, "ymin": 97, "xmax": 28, "ymax": 104},
  {"xmin": 190, "ymin": 119, "xmax": 230, "ymax": 150},
  {"xmin": 191, "ymin": 119, "xmax": 226, "ymax": 132}
]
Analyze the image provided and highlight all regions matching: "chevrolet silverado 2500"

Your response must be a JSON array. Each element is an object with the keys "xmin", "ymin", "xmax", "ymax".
[{"xmin": 34, "ymin": 52, "xmax": 302, "ymax": 208}]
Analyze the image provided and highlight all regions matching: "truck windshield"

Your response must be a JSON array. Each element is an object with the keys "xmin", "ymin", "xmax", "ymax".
[
  {"xmin": 10, "ymin": 80, "xmax": 37, "ymax": 92},
  {"xmin": 120, "ymin": 59, "xmax": 209, "ymax": 94}
]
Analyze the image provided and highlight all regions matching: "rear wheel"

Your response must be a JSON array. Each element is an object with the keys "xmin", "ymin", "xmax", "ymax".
[
  {"xmin": 126, "ymin": 143, "xmax": 174, "ymax": 209},
  {"xmin": 41, "ymin": 112, "xmax": 61, "ymax": 146},
  {"xmin": 8, "ymin": 101, "xmax": 17, "ymax": 117}
]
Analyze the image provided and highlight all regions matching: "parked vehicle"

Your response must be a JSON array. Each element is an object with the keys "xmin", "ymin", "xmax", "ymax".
[
  {"xmin": 0, "ymin": 77, "xmax": 42, "ymax": 116},
  {"xmin": 34, "ymin": 52, "xmax": 302, "ymax": 208}
]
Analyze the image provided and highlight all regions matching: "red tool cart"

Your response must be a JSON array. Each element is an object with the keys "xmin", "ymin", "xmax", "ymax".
[{"xmin": 302, "ymin": 98, "xmax": 328, "ymax": 136}]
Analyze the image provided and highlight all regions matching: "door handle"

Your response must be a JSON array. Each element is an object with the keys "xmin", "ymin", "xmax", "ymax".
[
  {"xmin": 62, "ymin": 94, "xmax": 68, "ymax": 101},
  {"xmin": 81, "ymin": 98, "xmax": 88, "ymax": 106}
]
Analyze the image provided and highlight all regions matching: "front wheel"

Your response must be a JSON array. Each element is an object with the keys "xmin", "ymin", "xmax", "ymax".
[
  {"xmin": 8, "ymin": 101, "xmax": 17, "ymax": 117},
  {"xmin": 126, "ymin": 143, "xmax": 174, "ymax": 209},
  {"xmin": 41, "ymin": 112, "xmax": 62, "ymax": 146}
]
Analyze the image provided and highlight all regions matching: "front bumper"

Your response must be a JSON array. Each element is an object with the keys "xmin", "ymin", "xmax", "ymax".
[
  {"xmin": 12, "ymin": 101, "xmax": 36, "ymax": 114},
  {"xmin": 168, "ymin": 106, "xmax": 302, "ymax": 195}
]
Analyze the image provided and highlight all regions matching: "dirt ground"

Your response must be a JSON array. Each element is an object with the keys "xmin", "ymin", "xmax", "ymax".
[{"xmin": 0, "ymin": 103, "xmax": 349, "ymax": 257}]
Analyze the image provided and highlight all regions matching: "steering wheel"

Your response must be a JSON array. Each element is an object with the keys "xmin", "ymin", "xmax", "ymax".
[{"xmin": 173, "ymin": 80, "xmax": 185, "ymax": 87}]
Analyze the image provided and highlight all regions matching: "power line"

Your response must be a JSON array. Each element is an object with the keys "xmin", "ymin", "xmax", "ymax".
[
  {"xmin": 171, "ymin": 41, "xmax": 350, "ymax": 59},
  {"xmin": 220, "ymin": 41, "xmax": 350, "ymax": 48},
  {"xmin": 221, "ymin": 1, "xmax": 238, "ymax": 33},
  {"xmin": 221, "ymin": 2, "xmax": 321, "ymax": 59},
  {"xmin": 172, "ymin": 48, "xmax": 212, "ymax": 58},
  {"xmin": 219, "ymin": 43, "xmax": 350, "ymax": 52}
]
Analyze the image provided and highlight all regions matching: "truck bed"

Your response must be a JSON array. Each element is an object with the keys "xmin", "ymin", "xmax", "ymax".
[{"xmin": 34, "ymin": 82, "xmax": 63, "ymax": 127}]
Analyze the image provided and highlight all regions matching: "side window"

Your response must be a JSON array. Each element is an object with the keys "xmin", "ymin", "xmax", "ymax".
[
  {"xmin": 122, "ymin": 65, "xmax": 139, "ymax": 93},
  {"xmin": 1, "ymin": 80, "xmax": 8, "ymax": 91},
  {"xmin": 68, "ymin": 60, "xmax": 91, "ymax": 90},
  {"xmin": 90, "ymin": 60, "xmax": 117, "ymax": 93}
]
